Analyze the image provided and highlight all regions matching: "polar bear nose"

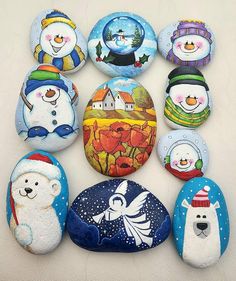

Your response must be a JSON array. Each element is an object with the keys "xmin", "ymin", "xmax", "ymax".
[
  {"xmin": 25, "ymin": 187, "xmax": 33, "ymax": 194},
  {"xmin": 197, "ymin": 223, "xmax": 208, "ymax": 231}
]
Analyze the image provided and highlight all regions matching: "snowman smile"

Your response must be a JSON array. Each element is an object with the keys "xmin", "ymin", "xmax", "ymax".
[
  {"xmin": 42, "ymin": 89, "xmax": 60, "ymax": 105},
  {"xmin": 180, "ymin": 45, "xmax": 199, "ymax": 54},
  {"xmin": 175, "ymin": 160, "xmax": 191, "ymax": 170},
  {"xmin": 179, "ymin": 101, "xmax": 201, "ymax": 112},
  {"xmin": 49, "ymin": 41, "xmax": 66, "ymax": 54}
]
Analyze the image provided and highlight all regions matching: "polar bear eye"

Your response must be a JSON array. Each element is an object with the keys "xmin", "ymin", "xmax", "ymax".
[
  {"xmin": 203, "ymin": 215, "xmax": 206, "ymax": 218},
  {"xmin": 35, "ymin": 182, "xmax": 39, "ymax": 186},
  {"xmin": 25, "ymin": 179, "xmax": 28, "ymax": 183},
  {"xmin": 196, "ymin": 215, "xmax": 201, "ymax": 218}
]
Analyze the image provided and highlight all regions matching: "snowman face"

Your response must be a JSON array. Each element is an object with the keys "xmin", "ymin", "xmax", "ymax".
[
  {"xmin": 109, "ymin": 194, "xmax": 127, "ymax": 211},
  {"xmin": 11, "ymin": 172, "xmax": 61, "ymax": 208},
  {"xmin": 169, "ymin": 84, "xmax": 209, "ymax": 113},
  {"xmin": 170, "ymin": 143, "xmax": 199, "ymax": 172},
  {"xmin": 26, "ymin": 85, "xmax": 70, "ymax": 106},
  {"xmin": 40, "ymin": 22, "xmax": 77, "ymax": 58},
  {"xmin": 172, "ymin": 35, "xmax": 211, "ymax": 61}
]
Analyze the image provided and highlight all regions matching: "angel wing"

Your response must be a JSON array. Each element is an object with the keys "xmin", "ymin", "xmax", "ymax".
[
  {"xmin": 115, "ymin": 180, "xmax": 128, "ymax": 195},
  {"xmin": 125, "ymin": 191, "xmax": 149, "ymax": 216}
]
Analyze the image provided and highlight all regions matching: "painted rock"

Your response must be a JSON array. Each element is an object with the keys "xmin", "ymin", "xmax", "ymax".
[
  {"xmin": 164, "ymin": 66, "xmax": 212, "ymax": 129},
  {"xmin": 83, "ymin": 77, "xmax": 157, "ymax": 177},
  {"xmin": 88, "ymin": 12, "xmax": 157, "ymax": 77},
  {"xmin": 157, "ymin": 130, "xmax": 208, "ymax": 181},
  {"xmin": 6, "ymin": 150, "xmax": 69, "ymax": 254},
  {"xmin": 30, "ymin": 9, "xmax": 87, "ymax": 73},
  {"xmin": 158, "ymin": 20, "xmax": 215, "ymax": 67},
  {"xmin": 15, "ymin": 64, "xmax": 79, "ymax": 152},
  {"xmin": 173, "ymin": 177, "xmax": 230, "ymax": 268},
  {"xmin": 67, "ymin": 179, "xmax": 171, "ymax": 252}
]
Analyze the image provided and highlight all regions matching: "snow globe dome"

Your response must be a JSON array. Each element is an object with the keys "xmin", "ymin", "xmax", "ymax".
[
  {"xmin": 88, "ymin": 12, "xmax": 157, "ymax": 78},
  {"xmin": 102, "ymin": 16, "xmax": 145, "ymax": 55}
]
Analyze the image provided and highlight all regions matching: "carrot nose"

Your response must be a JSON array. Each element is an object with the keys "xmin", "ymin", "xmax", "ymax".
[
  {"xmin": 180, "ymin": 160, "xmax": 188, "ymax": 166},
  {"xmin": 184, "ymin": 43, "xmax": 195, "ymax": 50},
  {"xmin": 45, "ymin": 90, "xmax": 56, "ymax": 98},
  {"xmin": 186, "ymin": 97, "xmax": 197, "ymax": 106},
  {"xmin": 54, "ymin": 36, "xmax": 63, "ymax": 43}
]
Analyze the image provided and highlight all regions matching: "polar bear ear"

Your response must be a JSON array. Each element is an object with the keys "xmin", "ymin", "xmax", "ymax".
[
  {"xmin": 49, "ymin": 179, "xmax": 61, "ymax": 197},
  {"xmin": 213, "ymin": 201, "xmax": 220, "ymax": 209},
  {"xmin": 181, "ymin": 199, "xmax": 190, "ymax": 209}
]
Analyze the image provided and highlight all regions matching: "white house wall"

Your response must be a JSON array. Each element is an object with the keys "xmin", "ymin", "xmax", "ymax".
[{"xmin": 115, "ymin": 95, "xmax": 126, "ymax": 110}]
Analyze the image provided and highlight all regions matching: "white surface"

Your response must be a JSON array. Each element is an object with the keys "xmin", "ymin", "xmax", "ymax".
[{"xmin": 0, "ymin": 0, "xmax": 235, "ymax": 280}]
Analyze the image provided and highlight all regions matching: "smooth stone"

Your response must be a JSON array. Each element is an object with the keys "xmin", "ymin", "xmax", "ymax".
[
  {"xmin": 157, "ymin": 130, "xmax": 208, "ymax": 181},
  {"xmin": 67, "ymin": 179, "xmax": 171, "ymax": 252},
  {"xmin": 30, "ymin": 9, "xmax": 87, "ymax": 73},
  {"xmin": 88, "ymin": 12, "xmax": 157, "ymax": 77},
  {"xmin": 164, "ymin": 66, "xmax": 212, "ymax": 129},
  {"xmin": 83, "ymin": 77, "xmax": 157, "ymax": 177},
  {"xmin": 173, "ymin": 177, "xmax": 230, "ymax": 268},
  {"xmin": 15, "ymin": 64, "xmax": 79, "ymax": 152},
  {"xmin": 158, "ymin": 20, "xmax": 215, "ymax": 67},
  {"xmin": 6, "ymin": 150, "xmax": 69, "ymax": 254}
]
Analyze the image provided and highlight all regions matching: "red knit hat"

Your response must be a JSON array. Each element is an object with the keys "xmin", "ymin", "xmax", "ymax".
[{"xmin": 191, "ymin": 186, "xmax": 210, "ymax": 207}]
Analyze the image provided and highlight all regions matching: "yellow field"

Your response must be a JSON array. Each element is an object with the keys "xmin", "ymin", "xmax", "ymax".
[{"xmin": 83, "ymin": 118, "xmax": 157, "ymax": 127}]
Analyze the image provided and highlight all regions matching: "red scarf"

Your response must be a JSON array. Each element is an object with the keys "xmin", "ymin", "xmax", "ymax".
[
  {"xmin": 165, "ymin": 163, "xmax": 203, "ymax": 181},
  {"xmin": 10, "ymin": 182, "xmax": 19, "ymax": 225}
]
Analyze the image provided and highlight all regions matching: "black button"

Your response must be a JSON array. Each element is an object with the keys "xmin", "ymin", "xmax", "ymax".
[
  {"xmin": 52, "ymin": 120, "xmax": 57, "ymax": 125},
  {"xmin": 51, "ymin": 110, "xmax": 56, "ymax": 116}
]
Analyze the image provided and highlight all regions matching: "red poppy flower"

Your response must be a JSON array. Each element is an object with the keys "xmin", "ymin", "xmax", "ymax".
[
  {"xmin": 129, "ymin": 127, "xmax": 149, "ymax": 148},
  {"xmin": 99, "ymin": 130, "xmax": 123, "ymax": 154},
  {"xmin": 92, "ymin": 139, "xmax": 103, "ymax": 152},
  {"xmin": 83, "ymin": 126, "xmax": 91, "ymax": 146},
  {"xmin": 109, "ymin": 156, "xmax": 136, "ymax": 177},
  {"xmin": 135, "ymin": 152, "xmax": 149, "ymax": 165},
  {"xmin": 110, "ymin": 122, "xmax": 131, "ymax": 142}
]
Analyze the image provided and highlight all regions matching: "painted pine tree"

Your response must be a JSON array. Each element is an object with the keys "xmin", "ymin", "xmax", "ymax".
[{"xmin": 131, "ymin": 26, "xmax": 142, "ymax": 48}]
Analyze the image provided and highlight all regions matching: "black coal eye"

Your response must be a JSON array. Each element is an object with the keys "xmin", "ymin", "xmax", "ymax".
[
  {"xmin": 203, "ymin": 215, "xmax": 206, "ymax": 218},
  {"xmin": 196, "ymin": 215, "xmax": 201, "ymax": 218},
  {"xmin": 25, "ymin": 179, "xmax": 28, "ymax": 183},
  {"xmin": 185, "ymin": 41, "xmax": 188, "ymax": 45},
  {"xmin": 191, "ymin": 42, "xmax": 194, "ymax": 45},
  {"xmin": 35, "ymin": 182, "xmax": 39, "ymax": 186}
]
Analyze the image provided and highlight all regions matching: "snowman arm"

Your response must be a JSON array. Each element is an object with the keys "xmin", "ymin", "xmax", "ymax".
[
  {"xmin": 195, "ymin": 159, "xmax": 203, "ymax": 170},
  {"xmin": 164, "ymin": 155, "xmax": 170, "ymax": 164},
  {"xmin": 71, "ymin": 84, "xmax": 79, "ymax": 105},
  {"xmin": 20, "ymin": 89, "xmax": 33, "ymax": 111}
]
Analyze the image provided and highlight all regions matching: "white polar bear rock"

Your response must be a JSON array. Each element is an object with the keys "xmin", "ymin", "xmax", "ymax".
[
  {"xmin": 173, "ymin": 178, "xmax": 230, "ymax": 268},
  {"xmin": 7, "ymin": 151, "xmax": 68, "ymax": 254}
]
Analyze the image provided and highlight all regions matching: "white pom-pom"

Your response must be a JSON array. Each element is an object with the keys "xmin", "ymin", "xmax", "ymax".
[{"xmin": 204, "ymin": 186, "xmax": 210, "ymax": 192}]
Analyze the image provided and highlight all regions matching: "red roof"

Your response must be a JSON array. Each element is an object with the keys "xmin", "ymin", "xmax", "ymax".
[
  {"xmin": 92, "ymin": 87, "xmax": 114, "ymax": 102},
  {"xmin": 118, "ymin": 91, "xmax": 134, "ymax": 104}
]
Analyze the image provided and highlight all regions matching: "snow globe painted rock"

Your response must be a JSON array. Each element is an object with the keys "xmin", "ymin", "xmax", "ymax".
[
  {"xmin": 158, "ymin": 20, "xmax": 215, "ymax": 67},
  {"xmin": 6, "ymin": 150, "xmax": 69, "ymax": 254},
  {"xmin": 30, "ymin": 9, "xmax": 87, "ymax": 73},
  {"xmin": 164, "ymin": 66, "xmax": 212, "ymax": 129},
  {"xmin": 173, "ymin": 177, "xmax": 230, "ymax": 268},
  {"xmin": 83, "ymin": 77, "xmax": 157, "ymax": 177},
  {"xmin": 157, "ymin": 130, "xmax": 208, "ymax": 181},
  {"xmin": 67, "ymin": 179, "xmax": 171, "ymax": 252},
  {"xmin": 15, "ymin": 64, "xmax": 79, "ymax": 152},
  {"xmin": 88, "ymin": 12, "xmax": 157, "ymax": 77}
]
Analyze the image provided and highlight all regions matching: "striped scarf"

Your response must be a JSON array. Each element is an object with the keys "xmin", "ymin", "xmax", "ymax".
[
  {"xmin": 34, "ymin": 44, "xmax": 85, "ymax": 72},
  {"xmin": 164, "ymin": 96, "xmax": 210, "ymax": 128}
]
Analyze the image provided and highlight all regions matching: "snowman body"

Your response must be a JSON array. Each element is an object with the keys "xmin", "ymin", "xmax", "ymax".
[{"xmin": 23, "ymin": 85, "xmax": 75, "ymax": 132}]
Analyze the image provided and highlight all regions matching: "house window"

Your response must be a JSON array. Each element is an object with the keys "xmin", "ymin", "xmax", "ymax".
[
  {"xmin": 117, "ymin": 96, "xmax": 119, "ymax": 99},
  {"xmin": 131, "ymin": 105, "xmax": 133, "ymax": 108},
  {"xmin": 100, "ymin": 104, "xmax": 101, "ymax": 107},
  {"xmin": 111, "ymin": 103, "xmax": 113, "ymax": 106},
  {"xmin": 93, "ymin": 104, "xmax": 95, "ymax": 108},
  {"xmin": 105, "ymin": 103, "xmax": 107, "ymax": 107},
  {"xmin": 126, "ymin": 104, "xmax": 128, "ymax": 108}
]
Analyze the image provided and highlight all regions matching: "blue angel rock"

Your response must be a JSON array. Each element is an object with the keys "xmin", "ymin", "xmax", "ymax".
[
  {"xmin": 30, "ymin": 9, "xmax": 87, "ymax": 73},
  {"xmin": 6, "ymin": 150, "xmax": 69, "ymax": 254},
  {"xmin": 173, "ymin": 177, "xmax": 230, "ymax": 268},
  {"xmin": 15, "ymin": 64, "xmax": 79, "ymax": 152},
  {"xmin": 67, "ymin": 179, "xmax": 171, "ymax": 252},
  {"xmin": 88, "ymin": 12, "xmax": 157, "ymax": 77}
]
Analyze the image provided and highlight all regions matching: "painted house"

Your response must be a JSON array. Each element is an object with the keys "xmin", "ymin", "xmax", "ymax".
[
  {"xmin": 115, "ymin": 91, "xmax": 135, "ymax": 111},
  {"xmin": 92, "ymin": 85, "xmax": 115, "ymax": 110}
]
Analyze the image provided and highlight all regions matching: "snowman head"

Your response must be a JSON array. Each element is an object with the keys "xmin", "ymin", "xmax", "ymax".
[
  {"xmin": 40, "ymin": 11, "xmax": 77, "ymax": 58},
  {"xmin": 169, "ymin": 142, "xmax": 200, "ymax": 172}
]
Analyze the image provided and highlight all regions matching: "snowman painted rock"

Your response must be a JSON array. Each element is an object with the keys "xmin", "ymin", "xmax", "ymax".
[
  {"xmin": 88, "ymin": 12, "xmax": 157, "ymax": 77},
  {"xmin": 67, "ymin": 179, "xmax": 171, "ymax": 252},
  {"xmin": 173, "ymin": 177, "xmax": 230, "ymax": 268},
  {"xmin": 6, "ymin": 151, "xmax": 69, "ymax": 254},
  {"xmin": 158, "ymin": 20, "xmax": 215, "ymax": 67},
  {"xmin": 157, "ymin": 130, "xmax": 208, "ymax": 181},
  {"xmin": 164, "ymin": 66, "xmax": 211, "ymax": 129},
  {"xmin": 30, "ymin": 9, "xmax": 87, "ymax": 73},
  {"xmin": 83, "ymin": 77, "xmax": 157, "ymax": 177},
  {"xmin": 15, "ymin": 64, "xmax": 79, "ymax": 152}
]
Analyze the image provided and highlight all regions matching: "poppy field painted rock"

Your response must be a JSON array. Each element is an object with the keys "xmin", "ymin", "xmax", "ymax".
[
  {"xmin": 164, "ymin": 66, "xmax": 212, "ymax": 129},
  {"xmin": 67, "ymin": 179, "xmax": 171, "ymax": 252},
  {"xmin": 88, "ymin": 12, "xmax": 157, "ymax": 77},
  {"xmin": 6, "ymin": 150, "xmax": 69, "ymax": 254},
  {"xmin": 15, "ymin": 64, "xmax": 79, "ymax": 152},
  {"xmin": 83, "ymin": 77, "xmax": 157, "ymax": 177},
  {"xmin": 173, "ymin": 177, "xmax": 230, "ymax": 268},
  {"xmin": 157, "ymin": 130, "xmax": 208, "ymax": 181},
  {"xmin": 158, "ymin": 20, "xmax": 215, "ymax": 67},
  {"xmin": 30, "ymin": 9, "xmax": 87, "ymax": 73}
]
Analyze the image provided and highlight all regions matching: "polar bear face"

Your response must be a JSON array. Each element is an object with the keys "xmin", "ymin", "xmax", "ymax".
[
  {"xmin": 169, "ymin": 84, "xmax": 209, "ymax": 114},
  {"xmin": 40, "ymin": 22, "xmax": 77, "ymax": 58},
  {"xmin": 11, "ymin": 172, "xmax": 61, "ymax": 208},
  {"xmin": 170, "ymin": 143, "xmax": 199, "ymax": 172},
  {"xmin": 172, "ymin": 35, "xmax": 211, "ymax": 61}
]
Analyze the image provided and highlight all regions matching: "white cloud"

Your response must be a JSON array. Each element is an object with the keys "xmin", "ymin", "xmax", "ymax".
[{"xmin": 113, "ymin": 78, "xmax": 134, "ymax": 87}]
